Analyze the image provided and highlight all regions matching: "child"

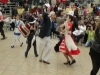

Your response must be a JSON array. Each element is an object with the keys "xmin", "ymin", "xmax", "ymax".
[
  {"xmin": 85, "ymin": 26, "xmax": 94, "ymax": 47},
  {"xmin": 11, "ymin": 15, "xmax": 24, "ymax": 48}
]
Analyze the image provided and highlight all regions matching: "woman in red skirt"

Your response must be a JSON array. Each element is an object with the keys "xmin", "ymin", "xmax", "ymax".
[{"xmin": 60, "ymin": 15, "xmax": 80, "ymax": 65}]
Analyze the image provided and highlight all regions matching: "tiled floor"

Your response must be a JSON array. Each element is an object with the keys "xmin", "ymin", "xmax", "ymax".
[{"xmin": 0, "ymin": 31, "xmax": 100, "ymax": 75}]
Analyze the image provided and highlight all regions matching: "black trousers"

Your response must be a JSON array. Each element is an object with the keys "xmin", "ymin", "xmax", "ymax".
[
  {"xmin": 10, "ymin": 22, "xmax": 15, "ymax": 31},
  {"xmin": 54, "ymin": 34, "xmax": 64, "ymax": 52},
  {"xmin": 89, "ymin": 47, "xmax": 100, "ymax": 75},
  {"xmin": 73, "ymin": 34, "xmax": 83, "ymax": 43},
  {"xmin": 83, "ymin": 33, "xmax": 88, "ymax": 44},
  {"xmin": 0, "ymin": 21, "xmax": 5, "ymax": 38},
  {"xmin": 26, "ymin": 33, "xmax": 38, "ymax": 56}
]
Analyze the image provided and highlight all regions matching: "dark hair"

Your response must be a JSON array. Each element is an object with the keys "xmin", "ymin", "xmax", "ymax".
[
  {"xmin": 72, "ymin": 17, "xmax": 79, "ymax": 32},
  {"xmin": 57, "ymin": 10, "xmax": 63, "ymax": 17},
  {"xmin": 69, "ymin": 15, "xmax": 74, "ymax": 22}
]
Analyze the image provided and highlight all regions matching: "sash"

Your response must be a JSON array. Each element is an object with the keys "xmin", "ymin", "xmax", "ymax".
[{"xmin": 15, "ymin": 20, "xmax": 20, "ymax": 28}]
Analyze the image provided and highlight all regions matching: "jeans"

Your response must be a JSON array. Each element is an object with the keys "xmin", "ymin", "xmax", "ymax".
[{"xmin": 85, "ymin": 39, "xmax": 94, "ymax": 47}]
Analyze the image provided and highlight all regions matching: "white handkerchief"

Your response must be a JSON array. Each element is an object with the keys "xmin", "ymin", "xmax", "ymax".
[
  {"xmin": 29, "ymin": 20, "xmax": 36, "ymax": 24},
  {"xmin": 4, "ymin": 17, "xmax": 10, "ymax": 22}
]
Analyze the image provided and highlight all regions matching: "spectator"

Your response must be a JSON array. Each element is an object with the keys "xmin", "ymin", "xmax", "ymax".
[
  {"xmin": 58, "ymin": 4, "xmax": 62, "ymax": 11},
  {"xmin": 78, "ymin": 7, "xmax": 84, "ymax": 18},
  {"xmin": 56, "ymin": 10, "xmax": 66, "ymax": 32},
  {"xmin": 74, "ymin": 20, "xmax": 86, "ymax": 44},
  {"xmin": 10, "ymin": 16, "xmax": 15, "ymax": 31},
  {"xmin": 83, "ymin": 6, "xmax": 88, "ymax": 16},
  {"xmin": 84, "ymin": 18, "xmax": 89, "ymax": 26},
  {"xmin": 50, "ymin": 4, "xmax": 54, "ymax": 11},
  {"xmin": 75, "ymin": 1, "xmax": 79, "ymax": 7},
  {"xmin": 93, "ymin": 5, "xmax": 98, "ymax": 15},
  {"xmin": 20, "ymin": 12, "xmax": 26, "ymax": 23},
  {"xmin": 85, "ymin": 25, "xmax": 94, "ymax": 47},
  {"xmin": 34, "ymin": 8, "xmax": 40, "ymax": 18},
  {"xmin": 74, "ymin": 8, "xmax": 79, "ymax": 19},
  {"xmin": 90, "ymin": 20, "xmax": 96, "ymax": 30},
  {"xmin": 28, "ymin": 0, "xmax": 32, "ymax": 8},
  {"xmin": 18, "ymin": 0, "xmax": 23, "ymax": 7},
  {"xmin": 12, "ymin": 7, "xmax": 18, "ymax": 17},
  {"xmin": 23, "ymin": 3, "xmax": 29, "ymax": 12},
  {"xmin": 95, "ymin": 16, "xmax": 99, "ymax": 25},
  {"xmin": 54, "ymin": 4, "xmax": 58, "ymax": 13},
  {"xmin": 41, "ymin": 3, "xmax": 47, "ymax": 13},
  {"xmin": 89, "ymin": 17, "xmax": 100, "ymax": 75}
]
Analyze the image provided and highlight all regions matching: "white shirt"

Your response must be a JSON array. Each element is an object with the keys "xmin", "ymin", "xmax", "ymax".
[
  {"xmin": 78, "ymin": 25, "xmax": 86, "ymax": 32},
  {"xmin": 58, "ymin": 7, "xmax": 62, "ymax": 11},
  {"xmin": 11, "ymin": 19, "xmax": 25, "ymax": 27},
  {"xmin": 73, "ymin": 29, "xmax": 84, "ymax": 36}
]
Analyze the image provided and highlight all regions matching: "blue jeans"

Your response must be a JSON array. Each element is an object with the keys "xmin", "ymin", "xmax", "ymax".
[{"xmin": 85, "ymin": 39, "xmax": 94, "ymax": 47}]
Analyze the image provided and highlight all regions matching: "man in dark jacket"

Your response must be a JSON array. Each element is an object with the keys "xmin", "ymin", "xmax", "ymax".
[{"xmin": 39, "ymin": 11, "xmax": 60, "ymax": 64}]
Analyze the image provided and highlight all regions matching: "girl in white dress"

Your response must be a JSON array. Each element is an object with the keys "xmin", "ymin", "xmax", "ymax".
[{"xmin": 60, "ymin": 15, "xmax": 80, "ymax": 65}]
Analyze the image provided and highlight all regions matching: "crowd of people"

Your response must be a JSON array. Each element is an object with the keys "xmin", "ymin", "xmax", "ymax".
[{"xmin": 0, "ymin": 1, "xmax": 100, "ymax": 75}]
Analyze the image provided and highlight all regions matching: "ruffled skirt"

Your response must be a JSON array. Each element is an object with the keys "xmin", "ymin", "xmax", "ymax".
[{"xmin": 59, "ymin": 34, "xmax": 80, "ymax": 55}]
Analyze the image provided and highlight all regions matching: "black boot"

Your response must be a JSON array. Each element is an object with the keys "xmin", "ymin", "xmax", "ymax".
[
  {"xmin": 34, "ymin": 45, "xmax": 38, "ymax": 57},
  {"xmin": 25, "ymin": 46, "xmax": 30, "ymax": 58}
]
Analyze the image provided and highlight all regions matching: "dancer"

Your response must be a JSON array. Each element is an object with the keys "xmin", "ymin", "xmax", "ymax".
[
  {"xmin": 11, "ymin": 15, "xmax": 24, "ymax": 48},
  {"xmin": 0, "ymin": 11, "xmax": 6, "ymax": 40},
  {"xmin": 89, "ymin": 17, "xmax": 100, "ymax": 75},
  {"xmin": 39, "ymin": 11, "xmax": 60, "ymax": 64},
  {"xmin": 59, "ymin": 15, "xmax": 80, "ymax": 65},
  {"xmin": 25, "ymin": 18, "xmax": 38, "ymax": 57}
]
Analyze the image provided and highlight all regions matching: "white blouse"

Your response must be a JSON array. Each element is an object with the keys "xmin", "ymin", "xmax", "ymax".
[{"xmin": 78, "ymin": 25, "xmax": 86, "ymax": 32}]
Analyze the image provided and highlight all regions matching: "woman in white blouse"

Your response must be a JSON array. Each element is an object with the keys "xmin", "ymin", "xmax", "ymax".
[
  {"xmin": 73, "ymin": 20, "xmax": 86, "ymax": 44},
  {"xmin": 78, "ymin": 20, "xmax": 86, "ymax": 32},
  {"xmin": 11, "ymin": 15, "xmax": 25, "ymax": 48}
]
